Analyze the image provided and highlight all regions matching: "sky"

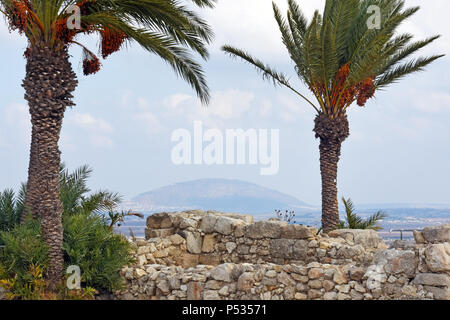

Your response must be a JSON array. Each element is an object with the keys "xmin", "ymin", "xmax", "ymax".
[{"xmin": 0, "ymin": 0, "xmax": 449, "ymax": 207}]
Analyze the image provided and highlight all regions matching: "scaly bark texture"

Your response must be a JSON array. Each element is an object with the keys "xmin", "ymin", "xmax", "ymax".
[
  {"xmin": 313, "ymin": 113, "xmax": 349, "ymax": 232},
  {"xmin": 22, "ymin": 45, "xmax": 78, "ymax": 288}
]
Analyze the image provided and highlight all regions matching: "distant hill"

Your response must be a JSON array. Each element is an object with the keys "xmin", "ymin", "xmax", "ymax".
[{"xmin": 122, "ymin": 178, "xmax": 316, "ymax": 215}]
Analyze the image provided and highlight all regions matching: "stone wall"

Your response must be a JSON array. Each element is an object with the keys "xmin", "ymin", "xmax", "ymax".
[
  {"xmin": 115, "ymin": 211, "xmax": 449, "ymax": 300},
  {"xmin": 138, "ymin": 211, "xmax": 385, "ymax": 268}
]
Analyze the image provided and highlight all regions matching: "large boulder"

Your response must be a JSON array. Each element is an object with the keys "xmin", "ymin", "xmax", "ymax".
[
  {"xmin": 220, "ymin": 213, "xmax": 254, "ymax": 224},
  {"xmin": 202, "ymin": 234, "xmax": 217, "ymax": 253},
  {"xmin": 422, "ymin": 224, "xmax": 450, "ymax": 244},
  {"xmin": 281, "ymin": 224, "xmax": 317, "ymax": 239},
  {"xmin": 413, "ymin": 273, "xmax": 450, "ymax": 287},
  {"xmin": 214, "ymin": 216, "xmax": 245, "ymax": 235},
  {"xmin": 269, "ymin": 239, "xmax": 294, "ymax": 258},
  {"xmin": 175, "ymin": 253, "xmax": 199, "ymax": 268},
  {"xmin": 424, "ymin": 286, "xmax": 450, "ymax": 300},
  {"xmin": 246, "ymin": 221, "xmax": 284, "ymax": 239},
  {"xmin": 328, "ymin": 229, "xmax": 382, "ymax": 249},
  {"xmin": 146, "ymin": 228, "xmax": 174, "ymax": 239},
  {"xmin": 210, "ymin": 263, "xmax": 235, "ymax": 282},
  {"xmin": 146, "ymin": 212, "xmax": 172, "ymax": 229},
  {"xmin": 199, "ymin": 215, "xmax": 218, "ymax": 233},
  {"xmin": 293, "ymin": 240, "xmax": 308, "ymax": 260},
  {"xmin": 237, "ymin": 272, "xmax": 255, "ymax": 291},
  {"xmin": 183, "ymin": 231, "xmax": 203, "ymax": 254},
  {"xmin": 375, "ymin": 249, "xmax": 418, "ymax": 277},
  {"xmin": 425, "ymin": 243, "xmax": 450, "ymax": 272}
]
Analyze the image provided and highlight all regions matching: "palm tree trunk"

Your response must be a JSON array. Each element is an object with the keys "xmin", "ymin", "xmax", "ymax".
[
  {"xmin": 22, "ymin": 45, "xmax": 78, "ymax": 288},
  {"xmin": 313, "ymin": 113, "xmax": 349, "ymax": 232},
  {"xmin": 21, "ymin": 126, "xmax": 39, "ymax": 223}
]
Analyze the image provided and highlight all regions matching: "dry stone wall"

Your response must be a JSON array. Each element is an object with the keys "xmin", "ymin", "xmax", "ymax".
[
  {"xmin": 138, "ymin": 210, "xmax": 385, "ymax": 268},
  {"xmin": 115, "ymin": 211, "xmax": 449, "ymax": 300}
]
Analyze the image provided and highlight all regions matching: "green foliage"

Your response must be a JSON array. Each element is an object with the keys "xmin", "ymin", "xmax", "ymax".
[
  {"xmin": 59, "ymin": 164, "xmax": 136, "ymax": 292},
  {"xmin": 0, "ymin": 185, "xmax": 26, "ymax": 239},
  {"xmin": 0, "ymin": 218, "xmax": 49, "ymax": 300},
  {"xmin": 337, "ymin": 197, "xmax": 387, "ymax": 230},
  {"xmin": 222, "ymin": 0, "xmax": 443, "ymax": 114},
  {"xmin": 0, "ymin": 263, "xmax": 47, "ymax": 300},
  {"xmin": 0, "ymin": 164, "xmax": 138, "ymax": 296},
  {"xmin": 0, "ymin": 218, "xmax": 49, "ymax": 276},
  {"xmin": 63, "ymin": 213, "xmax": 134, "ymax": 292}
]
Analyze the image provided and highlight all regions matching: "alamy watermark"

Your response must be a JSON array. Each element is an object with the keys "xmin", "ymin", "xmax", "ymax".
[
  {"xmin": 65, "ymin": 5, "xmax": 81, "ymax": 30},
  {"xmin": 171, "ymin": 121, "xmax": 280, "ymax": 175},
  {"xmin": 66, "ymin": 265, "xmax": 81, "ymax": 290},
  {"xmin": 367, "ymin": 5, "xmax": 381, "ymax": 30}
]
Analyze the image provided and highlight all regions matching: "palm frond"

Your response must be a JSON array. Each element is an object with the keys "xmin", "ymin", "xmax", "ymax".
[
  {"xmin": 222, "ymin": 45, "xmax": 319, "ymax": 111},
  {"xmin": 1, "ymin": 0, "xmax": 213, "ymax": 104},
  {"xmin": 375, "ymin": 54, "xmax": 445, "ymax": 88},
  {"xmin": 359, "ymin": 211, "xmax": 388, "ymax": 231},
  {"xmin": 339, "ymin": 197, "xmax": 387, "ymax": 230}
]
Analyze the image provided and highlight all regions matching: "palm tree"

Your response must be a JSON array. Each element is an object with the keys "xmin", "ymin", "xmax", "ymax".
[
  {"xmin": 222, "ymin": 0, "xmax": 443, "ymax": 232},
  {"xmin": 0, "ymin": 0, "xmax": 215, "ymax": 288},
  {"xmin": 337, "ymin": 197, "xmax": 387, "ymax": 230}
]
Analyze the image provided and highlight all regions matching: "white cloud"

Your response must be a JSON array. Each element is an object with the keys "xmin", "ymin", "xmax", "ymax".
[
  {"xmin": 412, "ymin": 92, "xmax": 450, "ymax": 113},
  {"xmin": 164, "ymin": 94, "xmax": 192, "ymax": 112},
  {"xmin": 397, "ymin": 0, "xmax": 450, "ymax": 55},
  {"xmin": 91, "ymin": 135, "xmax": 113, "ymax": 148},
  {"xmin": 162, "ymin": 89, "xmax": 257, "ymax": 128},
  {"xmin": 5, "ymin": 103, "xmax": 29, "ymax": 127},
  {"xmin": 206, "ymin": 90, "xmax": 255, "ymax": 119},
  {"xmin": 393, "ymin": 118, "xmax": 431, "ymax": 139},
  {"xmin": 276, "ymin": 93, "xmax": 316, "ymax": 122},
  {"xmin": 69, "ymin": 112, "xmax": 114, "ymax": 148},
  {"xmin": 3, "ymin": 103, "xmax": 30, "ymax": 144},
  {"xmin": 72, "ymin": 113, "xmax": 113, "ymax": 133},
  {"xmin": 259, "ymin": 99, "xmax": 273, "ymax": 117},
  {"xmin": 134, "ymin": 111, "xmax": 164, "ymax": 135}
]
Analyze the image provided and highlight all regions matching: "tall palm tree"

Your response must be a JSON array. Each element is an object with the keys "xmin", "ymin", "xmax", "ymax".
[
  {"xmin": 0, "ymin": 0, "xmax": 215, "ymax": 288},
  {"xmin": 222, "ymin": 0, "xmax": 443, "ymax": 232}
]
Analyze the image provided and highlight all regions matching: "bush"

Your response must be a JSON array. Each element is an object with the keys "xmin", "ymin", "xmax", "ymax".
[
  {"xmin": 0, "ymin": 164, "xmax": 138, "ymax": 298},
  {"xmin": 0, "ymin": 219, "xmax": 49, "ymax": 300},
  {"xmin": 63, "ymin": 213, "xmax": 134, "ymax": 292},
  {"xmin": 0, "ymin": 219, "xmax": 49, "ymax": 276}
]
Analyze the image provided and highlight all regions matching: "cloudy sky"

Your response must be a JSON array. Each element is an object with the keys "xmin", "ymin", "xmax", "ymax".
[{"xmin": 1, "ymin": 0, "xmax": 449, "ymax": 206}]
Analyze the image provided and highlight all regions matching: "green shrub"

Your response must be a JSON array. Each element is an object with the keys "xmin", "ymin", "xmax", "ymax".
[
  {"xmin": 0, "ymin": 219, "xmax": 49, "ymax": 300},
  {"xmin": 0, "ymin": 218, "xmax": 49, "ymax": 276},
  {"xmin": 0, "ymin": 164, "xmax": 139, "ymax": 298},
  {"xmin": 63, "ymin": 213, "xmax": 134, "ymax": 292}
]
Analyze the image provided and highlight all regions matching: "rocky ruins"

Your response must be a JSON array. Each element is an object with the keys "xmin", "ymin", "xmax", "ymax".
[{"xmin": 115, "ymin": 210, "xmax": 450, "ymax": 300}]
